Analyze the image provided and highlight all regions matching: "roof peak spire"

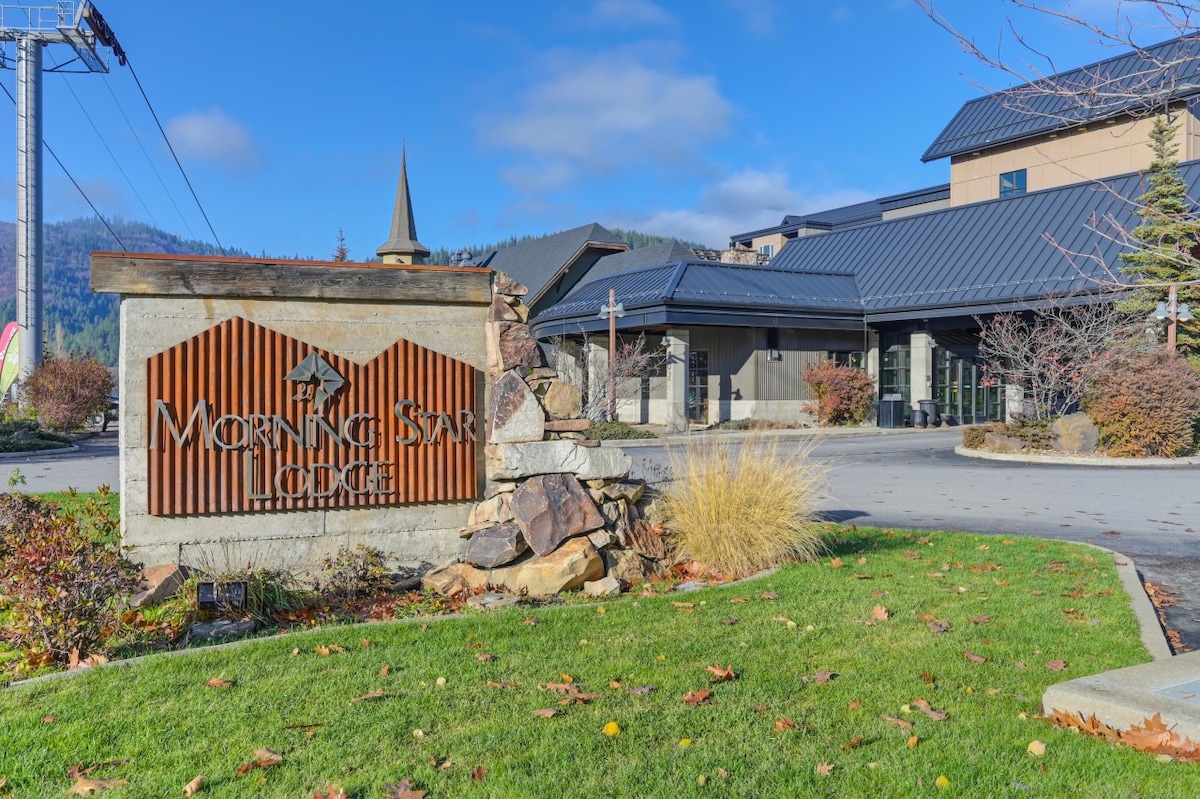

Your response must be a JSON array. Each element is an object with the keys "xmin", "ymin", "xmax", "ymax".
[{"xmin": 377, "ymin": 143, "xmax": 431, "ymax": 264}]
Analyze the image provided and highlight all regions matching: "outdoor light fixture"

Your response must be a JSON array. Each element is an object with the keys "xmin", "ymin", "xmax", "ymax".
[
  {"xmin": 1152, "ymin": 284, "xmax": 1193, "ymax": 354},
  {"xmin": 197, "ymin": 580, "xmax": 248, "ymax": 611},
  {"xmin": 597, "ymin": 289, "xmax": 626, "ymax": 421}
]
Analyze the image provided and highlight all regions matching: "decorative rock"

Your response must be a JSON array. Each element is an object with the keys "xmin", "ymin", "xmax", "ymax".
[
  {"xmin": 601, "ymin": 548, "xmax": 664, "ymax": 587},
  {"xmin": 544, "ymin": 419, "xmax": 591, "ymax": 433},
  {"xmin": 674, "ymin": 580, "xmax": 708, "ymax": 593},
  {"xmin": 488, "ymin": 294, "xmax": 521, "ymax": 322},
  {"xmin": 598, "ymin": 500, "xmax": 622, "ymax": 527},
  {"xmin": 484, "ymin": 480, "xmax": 518, "ymax": 499},
  {"xmin": 508, "ymin": 537, "xmax": 603, "ymax": 595},
  {"xmin": 510, "ymin": 473, "xmax": 605, "ymax": 556},
  {"xmin": 635, "ymin": 492, "xmax": 668, "ymax": 525},
  {"xmin": 468, "ymin": 493, "xmax": 513, "ymax": 528},
  {"xmin": 585, "ymin": 479, "xmax": 608, "ymax": 490},
  {"xmin": 488, "ymin": 371, "xmax": 546, "ymax": 444},
  {"xmin": 560, "ymin": 432, "xmax": 586, "ymax": 440},
  {"xmin": 601, "ymin": 479, "xmax": 646, "ymax": 503},
  {"xmin": 488, "ymin": 441, "xmax": 632, "ymax": 481},
  {"xmin": 1051, "ymin": 412, "xmax": 1099, "ymax": 454},
  {"xmin": 190, "ymin": 619, "xmax": 258, "ymax": 643},
  {"xmin": 583, "ymin": 576, "xmax": 621, "ymax": 597},
  {"xmin": 463, "ymin": 523, "xmax": 527, "ymax": 568},
  {"xmin": 423, "ymin": 561, "xmax": 490, "ymax": 595},
  {"xmin": 524, "ymin": 366, "xmax": 558, "ymax": 381},
  {"xmin": 496, "ymin": 322, "xmax": 544, "ymax": 370},
  {"xmin": 613, "ymin": 499, "xmax": 638, "ymax": 546},
  {"xmin": 130, "ymin": 563, "xmax": 185, "ymax": 608},
  {"xmin": 587, "ymin": 529, "xmax": 617, "ymax": 550},
  {"xmin": 493, "ymin": 270, "xmax": 529, "ymax": 297},
  {"xmin": 626, "ymin": 519, "xmax": 668, "ymax": 561},
  {"xmin": 466, "ymin": 592, "xmax": 520, "ymax": 610},
  {"xmin": 984, "ymin": 431, "xmax": 1028, "ymax": 452},
  {"xmin": 514, "ymin": 303, "xmax": 530, "ymax": 323},
  {"xmin": 540, "ymin": 380, "xmax": 582, "ymax": 419}
]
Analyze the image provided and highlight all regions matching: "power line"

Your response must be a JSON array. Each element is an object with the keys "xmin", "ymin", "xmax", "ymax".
[
  {"xmin": 122, "ymin": 58, "xmax": 225, "ymax": 254},
  {"xmin": 0, "ymin": 76, "xmax": 126, "ymax": 251}
]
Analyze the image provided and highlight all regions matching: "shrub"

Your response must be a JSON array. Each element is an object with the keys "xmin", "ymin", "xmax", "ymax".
[
  {"xmin": 802, "ymin": 361, "xmax": 874, "ymax": 426},
  {"xmin": 1004, "ymin": 417, "xmax": 1054, "ymax": 449},
  {"xmin": 961, "ymin": 424, "xmax": 999, "ymax": 449},
  {"xmin": 662, "ymin": 434, "xmax": 827, "ymax": 575},
  {"xmin": 20, "ymin": 354, "xmax": 113, "ymax": 432},
  {"xmin": 587, "ymin": 421, "xmax": 655, "ymax": 440},
  {"xmin": 1083, "ymin": 352, "xmax": 1200, "ymax": 457},
  {"xmin": 318, "ymin": 544, "xmax": 391, "ymax": 598},
  {"xmin": 0, "ymin": 509, "xmax": 140, "ymax": 668}
]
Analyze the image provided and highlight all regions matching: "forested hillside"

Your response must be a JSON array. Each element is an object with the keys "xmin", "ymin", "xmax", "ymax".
[{"xmin": 1, "ymin": 219, "xmax": 702, "ymax": 366}]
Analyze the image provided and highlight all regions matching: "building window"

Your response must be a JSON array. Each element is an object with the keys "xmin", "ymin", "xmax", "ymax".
[
  {"xmin": 758, "ymin": 243, "xmax": 775, "ymax": 257},
  {"xmin": 766, "ymin": 328, "xmax": 782, "ymax": 362},
  {"xmin": 1000, "ymin": 169, "xmax": 1027, "ymax": 198},
  {"xmin": 829, "ymin": 350, "xmax": 864, "ymax": 369}
]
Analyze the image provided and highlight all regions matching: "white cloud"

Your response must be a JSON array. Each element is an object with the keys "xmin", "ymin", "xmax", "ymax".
[
  {"xmin": 725, "ymin": 0, "xmax": 779, "ymax": 37},
  {"xmin": 612, "ymin": 168, "xmax": 875, "ymax": 248},
  {"xmin": 166, "ymin": 108, "xmax": 261, "ymax": 171},
  {"xmin": 485, "ymin": 52, "xmax": 732, "ymax": 191},
  {"xmin": 588, "ymin": 0, "xmax": 676, "ymax": 27}
]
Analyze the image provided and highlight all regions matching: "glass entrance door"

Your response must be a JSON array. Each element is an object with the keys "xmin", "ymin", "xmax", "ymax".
[{"xmin": 688, "ymin": 350, "xmax": 708, "ymax": 422}]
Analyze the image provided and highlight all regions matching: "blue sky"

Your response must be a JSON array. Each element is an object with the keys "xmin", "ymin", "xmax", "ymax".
[{"xmin": 0, "ymin": 0, "xmax": 1174, "ymax": 259}]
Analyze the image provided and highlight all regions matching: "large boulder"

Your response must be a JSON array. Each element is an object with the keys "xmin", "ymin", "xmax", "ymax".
[
  {"xmin": 539, "ymin": 380, "xmax": 582, "ymax": 419},
  {"xmin": 493, "ymin": 271, "xmax": 529, "ymax": 297},
  {"xmin": 984, "ymin": 431, "xmax": 1028, "ymax": 452},
  {"xmin": 602, "ymin": 548, "xmax": 665, "ymax": 588},
  {"xmin": 488, "ymin": 441, "xmax": 632, "ymax": 481},
  {"xmin": 495, "ymin": 322, "xmax": 543, "ymax": 370},
  {"xmin": 510, "ymin": 473, "xmax": 605, "ymax": 556},
  {"xmin": 462, "ymin": 523, "xmax": 527, "ymax": 569},
  {"xmin": 1051, "ymin": 412, "xmax": 1099, "ymax": 454},
  {"xmin": 488, "ymin": 371, "xmax": 545, "ymax": 444},
  {"xmin": 508, "ymin": 537, "xmax": 603, "ymax": 595},
  {"xmin": 422, "ymin": 561, "xmax": 490, "ymax": 596}
]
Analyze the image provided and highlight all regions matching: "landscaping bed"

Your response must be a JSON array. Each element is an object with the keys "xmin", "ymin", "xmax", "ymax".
[{"xmin": 2, "ymin": 527, "xmax": 1191, "ymax": 798}]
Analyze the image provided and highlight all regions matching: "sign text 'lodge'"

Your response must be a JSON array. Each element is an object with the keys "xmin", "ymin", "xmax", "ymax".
[{"xmin": 147, "ymin": 317, "xmax": 479, "ymax": 516}]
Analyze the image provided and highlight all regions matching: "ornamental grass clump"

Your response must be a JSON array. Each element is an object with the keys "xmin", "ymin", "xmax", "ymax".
[{"xmin": 662, "ymin": 434, "xmax": 828, "ymax": 574}]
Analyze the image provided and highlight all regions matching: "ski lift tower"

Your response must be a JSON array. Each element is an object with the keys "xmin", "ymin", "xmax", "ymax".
[{"xmin": 0, "ymin": 1, "xmax": 124, "ymax": 379}]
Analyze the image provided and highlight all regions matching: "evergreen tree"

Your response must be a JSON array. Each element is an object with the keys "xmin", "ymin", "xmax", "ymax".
[
  {"xmin": 1119, "ymin": 114, "xmax": 1200, "ymax": 354},
  {"xmin": 331, "ymin": 228, "xmax": 350, "ymax": 262}
]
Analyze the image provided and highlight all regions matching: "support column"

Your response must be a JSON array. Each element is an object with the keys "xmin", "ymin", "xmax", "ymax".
[
  {"xmin": 16, "ymin": 37, "xmax": 43, "ymax": 379},
  {"xmin": 664, "ymin": 329, "xmax": 689, "ymax": 433},
  {"xmin": 585, "ymin": 338, "xmax": 607, "ymax": 421},
  {"xmin": 910, "ymin": 331, "xmax": 935, "ymax": 415}
]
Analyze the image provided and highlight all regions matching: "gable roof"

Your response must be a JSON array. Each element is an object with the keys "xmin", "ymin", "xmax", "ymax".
[
  {"xmin": 480, "ymin": 222, "xmax": 626, "ymax": 303},
  {"xmin": 924, "ymin": 34, "xmax": 1200, "ymax": 162},
  {"xmin": 578, "ymin": 240, "xmax": 696, "ymax": 286}
]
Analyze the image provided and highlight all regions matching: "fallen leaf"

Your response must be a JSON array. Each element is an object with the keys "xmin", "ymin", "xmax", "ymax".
[
  {"xmin": 753, "ymin": 703, "xmax": 770, "ymax": 712},
  {"xmin": 471, "ymin": 766, "xmax": 488, "ymax": 782},
  {"xmin": 382, "ymin": 779, "xmax": 428, "ymax": 799},
  {"xmin": 683, "ymin": 689, "xmax": 712, "ymax": 706},
  {"xmin": 629, "ymin": 685, "xmax": 658, "ymax": 695},
  {"xmin": 723, "ymin": 617, "xmax": 740, "ymax": 625},
  {"xmin": 206, "ymin": 677, "xmax": 233, "ymax": 689},
  {"xmin": 68, "ymin": 778, "xmax": 129, "ymax": 795},
  {"xmin": 815, "ymin": 762, "xmax": 835, "ymax": 777},
  {"xmin": 350, "ymin": 690, "xmax": 387, "ymax": 703},
  {"xmin": 920, "ymin": 671, "xmax": 936, "ymax": 685},
  {"xmin": 830, "ymin": 557, "xmax": 844, "ymax": 568},
  {"xmin": 706, "ymin": 664, "xmax": 737, "ymax": 684},
  {"xmin": 904, "ymin": 551, "xmax": 921, "ymax": 559},
  {"xmin": 313, "ymin": 786, "xmax": 347, "ymax": 799},
  {"xmin": 236, "ymin": 748, "xmax": 283, "ymax": 776},
  {"xmin": 927, "ymin": 620, "xmax": 951, "ymax": 633},
  {"xmin": 1028, "ymin": 740, "xmax": 1046, "ymax": 757},
  {"xmin": 971, "ymin": 614, "xmax": 991, "ymax": 625},
  {"xmin": 840, "ymin": 736, "xmax": 866, "ymax": 751},
  {"xmin": 761, "ymin": 591, "xmax": 780, "ymax": 600},
  {"xmin": 911, "ymin": 698, "xmax": 948, "ymax": 721},
  {"xmin": 532, "ymin": 708, "xmax": 558, "ymax": 718},
  {"xmin": 487, "ymin": 680, "xmax": 516, "ymax": 689},
  {"xmin": 964, "ymin": 651, "xmax": 988, "ymax": 664},
  {"xmin": 729, "ymin": 596, "xmax": 749, "ymax": 603},
  {"xmin": 907, "ymin": 735, "xmax": 919, "ymax": 749},
  {"xmin": 872, "ymin": 605, "xmax": 889, "ymax": 621},
  {"xmin": 602, "ymin": 721, "xmax": 621, "ymax": 737},
  {"xmin": 475, "ymin": 653, "xmax": 495, "ymax": 662},
  {"xmin": 1046, "ymin": 659, "xmax": 1066, "ymax": 672},
  {"xmin": 314, "ymin": 646, "xmax": 330, "ymax": 656},
  {"xmin": 813, "ymin": 670, "xmax": 835, "ymax": 684},
  {"xmin": 361, "ymin": 638, "xmax": 371, "ymax": 648},
  {"xmin": 881, "ymin": 715, "xmax": 914, "ymax": 730},
  {"xmin": 183, "ymin": 775, "xmax": 205, "ymax": 796},
  {"xmin": 379, "ymin": 665, "xmax": 391, "ymax": 678},
  {"xmin": 848, "ymin": 700, "xmax": 863, "ymax": 710},
  {"xmin": 522, "ymin": 616, "xmax": 539, "ymax": 626},
  {"xmin": 42, "ymin": 714, "xmax": 55, "ymax": 724},
  {"xmin": 774, "ymin": 717, "xmax": 797, "ymax": 731},
  {"xmin": 717, "ymin": 767, "xmax": 729, "ymax": 778},
  {"xmin": 328, "ymin": 644, "xmax": 346, "ymax": 653}
]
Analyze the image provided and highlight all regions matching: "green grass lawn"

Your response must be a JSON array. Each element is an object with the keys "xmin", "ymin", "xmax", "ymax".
[{"xmin": 1, "ymin": 527, "xmax": 1194, "ymax": 798}]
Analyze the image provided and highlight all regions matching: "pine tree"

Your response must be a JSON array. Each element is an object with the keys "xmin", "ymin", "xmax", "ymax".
[
  {"xmin": 331, "ymin": 228, "xmax": 350, "ymax": 262},
  {"xmin": 1119, "ymin": 114, "xmax": 1200, "ymax": 354}
]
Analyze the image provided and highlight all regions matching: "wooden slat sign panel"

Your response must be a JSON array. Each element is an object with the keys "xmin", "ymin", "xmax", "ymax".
[{"xmin": 147, "ymin": 317, "xmax": 479, "ymax": 516}]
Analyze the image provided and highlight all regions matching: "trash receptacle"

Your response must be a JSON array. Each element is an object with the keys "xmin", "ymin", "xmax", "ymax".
[
  {"xmin": 912, "ymin": 409, "xmax": 928, "ymax": 428},
  {"xmin": 878, "ymin": 394, "xmax": 905, "ymax": 429},
  {"xmin": 918, "ymin": 399, "xmax": 939, "ymax": 427}
]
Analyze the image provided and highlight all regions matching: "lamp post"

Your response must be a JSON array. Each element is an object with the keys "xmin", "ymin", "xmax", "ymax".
[
  {"xmin": 1153, "ymin": 284, "xmax": 1193, "ymax": 354},
  {"xmin": 597, "ymin": 288, "xmax": 625, "ymax": 422}
]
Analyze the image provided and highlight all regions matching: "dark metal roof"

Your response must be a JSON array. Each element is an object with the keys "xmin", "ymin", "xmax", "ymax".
[
  {"xmin": 534, "ymin": 260, "xmax": 862, "ymax": 334},
  {"xmin": 768, "ymin": 161, "xmax": 1199, "ymax": 319},
  {"xmin": 878, "ymin": 183, "xmax": 951, "ymax": 212},
  {"xmin": 578, "ymin": 240, "xmax": 696, "ymax": 285},
  {"xmin": 480, "ymin": 223, "xmax": 626, "ymax": 300},
  {"xmin": 924, "ymin": 34, "xmax": 1200, "ymax": 162}
]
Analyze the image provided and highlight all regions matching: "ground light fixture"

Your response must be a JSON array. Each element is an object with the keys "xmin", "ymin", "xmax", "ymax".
[
  {"xmin": 1153, "ymin": 284, "xmax": 1193, "ymax": 354},
  {"xmin": 597, "ymin": 289, "xmax": 625, "ymax": 422}
]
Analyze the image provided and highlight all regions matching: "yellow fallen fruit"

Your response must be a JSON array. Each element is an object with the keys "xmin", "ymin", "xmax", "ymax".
[
  {"xmin": 935, "ymin": 775, "xmax": 950, "ymax": 789},
  {"xmin": 1028, "ymin": 740, "xmax": 1046, "ymax": 756},
  {"xmin": 602, "ymin": 721, "xmax": 621, "ymax": 737},
  {"xmin": 679, "ymin": 738, "xmax": 693, "ymax": 747}
]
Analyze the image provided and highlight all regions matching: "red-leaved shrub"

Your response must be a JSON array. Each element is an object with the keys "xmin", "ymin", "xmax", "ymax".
[
  {"xmin": 802, "ymin": 361, "xmax": 875, "ymax": 426},
  {"xmin": 19, "ymin": 353, "xmax": 113, "ymax": 431},
  {"xmin": 1082, "ymin": 352, "xmax": 1200, "ymax": 457}
]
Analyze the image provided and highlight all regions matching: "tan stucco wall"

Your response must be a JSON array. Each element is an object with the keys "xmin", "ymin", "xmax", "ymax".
[
  {"xmin": 112, "ymin": 283, "xmax": 488, "ymax": 572},
  {"xmin": 949, "ymin": 112, "xmax": 1192, "ymax": 205}
]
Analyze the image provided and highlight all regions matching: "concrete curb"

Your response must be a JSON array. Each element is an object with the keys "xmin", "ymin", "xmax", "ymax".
[
  {"xmin": 0, "ymin": 443, "xmax": 80, "ymax": 461},
  {"xmin": 1086, "ymin": 545, "xmax": 1172, "ymax": 661},
  {"xmin": 954, "ymin": 444, "xmax": 1200, "ymax": 468}
]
